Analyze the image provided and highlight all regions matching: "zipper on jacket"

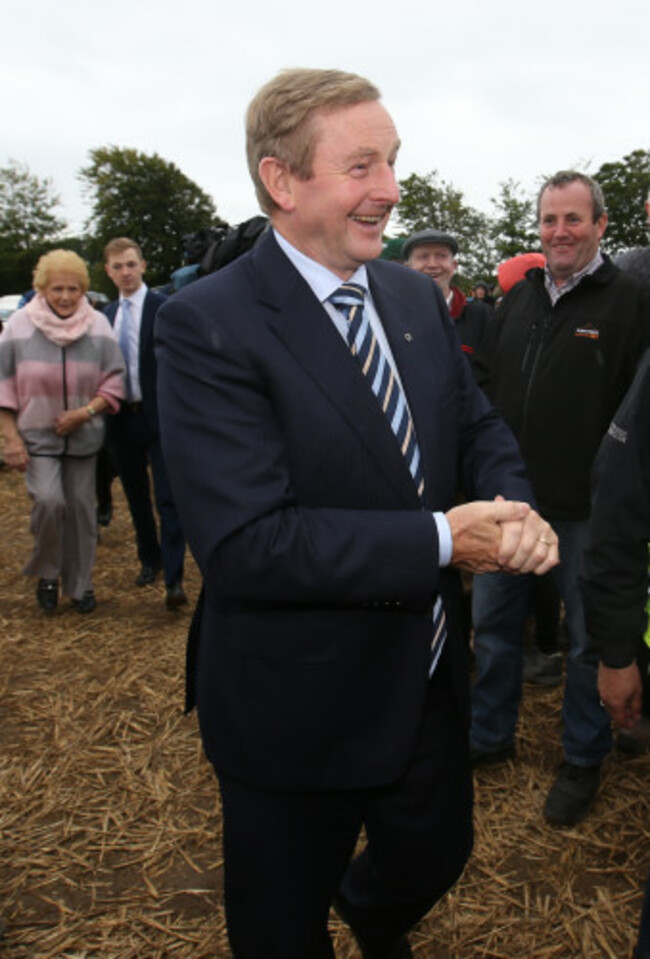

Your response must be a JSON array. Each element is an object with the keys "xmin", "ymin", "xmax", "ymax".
[
  {"xmin": 520, "ymin": 323, "xmax": 537, "ymax": 376},
  {"xmin": 521, "ymin": 315, "xmax": 550, "ymax": 430}
]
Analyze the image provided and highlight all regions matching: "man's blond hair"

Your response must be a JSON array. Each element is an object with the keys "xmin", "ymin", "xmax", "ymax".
[{"xmin": 246, "ymin": 68, "xmax": 380, "ymax": 215}]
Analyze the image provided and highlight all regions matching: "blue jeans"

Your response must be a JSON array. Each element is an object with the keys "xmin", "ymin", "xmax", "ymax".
[{"xmin": 471, "ymin": 520, "xmax": 612, "ymax": 766}]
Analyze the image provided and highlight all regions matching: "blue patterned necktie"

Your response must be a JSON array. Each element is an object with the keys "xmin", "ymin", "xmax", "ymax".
[
  {"xmin": 329, "ymin": 283, "xmax": 425, "ymax": 497},
  {"xmin": 328, "ymin": 282, "xmax": 446, "ymax": 674},
  {"xmin": 119, "ymin": 298, "xmax": 134, "ymax": 401}
]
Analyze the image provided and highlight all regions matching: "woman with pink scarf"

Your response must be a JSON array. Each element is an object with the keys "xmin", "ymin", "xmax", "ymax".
[{"xmin": 0, "ymin": 250, "xmax": 125, "ymax": 614}]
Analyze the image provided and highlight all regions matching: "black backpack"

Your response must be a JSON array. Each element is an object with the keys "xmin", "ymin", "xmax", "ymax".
[{"xmin": 182, "ymin": 216, "xmax": 269, "ymax": 278}]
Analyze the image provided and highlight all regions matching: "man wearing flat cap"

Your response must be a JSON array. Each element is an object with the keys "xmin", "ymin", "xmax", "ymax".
[{"xmin": 403, "ymin": 228, "xmax": 492, "ymax": 380}]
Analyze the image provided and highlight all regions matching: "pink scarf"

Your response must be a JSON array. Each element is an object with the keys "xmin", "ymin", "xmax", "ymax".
[{"xmin": 25, "ymin": 294, "xmax": 96, "ymax": 347}]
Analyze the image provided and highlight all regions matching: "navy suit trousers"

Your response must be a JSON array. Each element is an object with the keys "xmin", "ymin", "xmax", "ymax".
[
  {"xmin": 108, "ymin": 407, "xmax": 185, "ymax": 586},
  {"xmin": 216, "ymin": 649, "xmax": 473, "ymax": 958}
]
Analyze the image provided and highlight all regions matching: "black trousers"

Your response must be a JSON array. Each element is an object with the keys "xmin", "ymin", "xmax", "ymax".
[
  {"xmin": 216, "ymin": 652, "xmax": 473, "ymax": 957},
  {"xmin": 108, "ymin": 407, "xmax": 185, "ymax": 586}
]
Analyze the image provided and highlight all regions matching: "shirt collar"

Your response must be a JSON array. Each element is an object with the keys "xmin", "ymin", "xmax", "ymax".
[
  {"xmin": 544, "ymin": 250, "xmax": 603, "ymax": 305},
  {"xmin": 274, "ymin": 229, "xmax": 368, "ymax": 302},
  {"xmin": 121, "ymin": 282, "xmax": 148, "ymax": 309}
]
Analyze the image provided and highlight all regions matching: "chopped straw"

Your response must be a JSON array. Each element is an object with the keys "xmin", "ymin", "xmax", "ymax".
[{"xmin": 1, "ymin": 464, "xmax": 648, "ymax": 956}]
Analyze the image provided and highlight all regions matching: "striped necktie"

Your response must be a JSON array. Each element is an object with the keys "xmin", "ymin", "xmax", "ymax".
[
  {"xmin": 328, "ymin": 282, "xmax": 446, "ymax": 674},
  {"xmin": 329, "ymin": 282, "xmax": 425, "ymax": 498}
]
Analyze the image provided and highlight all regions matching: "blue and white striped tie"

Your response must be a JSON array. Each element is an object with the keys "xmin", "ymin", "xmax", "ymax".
[
  {"xmin": 329, "ymin": 282, "xmax": 424, "ymax": 496},
  {"xmin": 328, "ymin": 282, "xmax": 446, "ymax": 674}
]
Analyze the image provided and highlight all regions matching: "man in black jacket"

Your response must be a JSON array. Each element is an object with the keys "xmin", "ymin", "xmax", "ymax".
[
  {"xmin": 471, "ymin": 171, "xmax": 650, "ymax": 826},
  {"xmin": 581, "ymin": 349, "xmax": 650, "ymax": 956}
]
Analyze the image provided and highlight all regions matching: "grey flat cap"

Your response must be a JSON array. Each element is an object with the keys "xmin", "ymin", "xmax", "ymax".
[{"xmin": 402, "ymin": 228, "xmax": 459, "ymax": 260}]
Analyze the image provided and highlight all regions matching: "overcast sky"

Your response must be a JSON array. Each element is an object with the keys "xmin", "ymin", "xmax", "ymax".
[{"xmin": 3, "ymin": 0, "xmax": 648, "ymax": 240}]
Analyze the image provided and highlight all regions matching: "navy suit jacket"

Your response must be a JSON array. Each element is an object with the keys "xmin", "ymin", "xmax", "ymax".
[
  {"xmin": 155, "ymin": 232, "xmax": 532, "ymax": 792},
  {"xmin": 105, "ymin": 288, "xmax": 167, "ymax": 432}
]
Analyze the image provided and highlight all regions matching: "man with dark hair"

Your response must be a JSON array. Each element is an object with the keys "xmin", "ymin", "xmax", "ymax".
[
  {"xmin": 155, "ymin": 68, "xmax": 556, "ymax": 957},
  {"xmin": 403, "ymin": 228, "xmax": 492, "ymax": 379},
  {"xmin": 104, "ymin": 238, "xmax": 186, "ymax": 608},
  {"xmin": 471, "ymin": 170, "xmax": 650, "ymax": 827}
]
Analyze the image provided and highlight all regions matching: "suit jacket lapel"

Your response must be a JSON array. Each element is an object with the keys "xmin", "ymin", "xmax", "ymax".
[
  {"xmin": 254, "ymin": 235, "xmax": 421, "ymax": 507},
  {"xmin": 139, "ymin": 291, "xmax": 155, "ymax": 370}
]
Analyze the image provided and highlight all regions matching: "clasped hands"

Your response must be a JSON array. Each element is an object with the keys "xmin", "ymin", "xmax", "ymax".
[{"xmin": 446, "ymin": 495, "xmax": 559, "ymax": 576}]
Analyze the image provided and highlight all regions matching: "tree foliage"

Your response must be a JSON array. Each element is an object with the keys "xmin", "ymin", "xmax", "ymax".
[
  {"xmin": 594, "ymin": 149, "xmax": 650, "ymax": 254},
  {"xmin": 395, "ymin": 171, "xmax": 496, "ymax": 283},
  {"xmin": 79, "ymin": 147, "xmax": 223, "ymax": 286},
  {"xmin": 489, "ymin": 178, "xmax": 539, "ymax": 262},
  {"xmin": 0, "ymin": 160, "xmax": 68, "ymax": 293}
]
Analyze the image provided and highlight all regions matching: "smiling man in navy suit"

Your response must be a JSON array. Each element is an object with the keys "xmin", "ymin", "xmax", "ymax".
[{"xmin": 155, "ymin": 69, "xmax": 558, "ymax": 958}]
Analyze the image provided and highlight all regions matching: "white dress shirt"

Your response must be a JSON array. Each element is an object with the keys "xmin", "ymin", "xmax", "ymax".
[{"xmin": 115, "ymin": 282, "xmax": 147, "ymax": 402}]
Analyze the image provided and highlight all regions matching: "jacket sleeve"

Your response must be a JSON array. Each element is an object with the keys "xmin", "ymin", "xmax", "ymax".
[{"xmin": 581, "ymin": 349, "xmax": 650, "ymax": 666}]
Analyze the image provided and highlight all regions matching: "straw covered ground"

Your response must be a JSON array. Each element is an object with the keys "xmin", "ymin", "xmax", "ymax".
[{"xmin": 1, "ymin": 463, "xmax": 649, "ymax": 957}]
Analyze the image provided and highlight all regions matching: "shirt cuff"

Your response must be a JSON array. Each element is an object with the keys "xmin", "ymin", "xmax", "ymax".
[{"xmin": 433, "ymin": 512, "xmax": 452, "ymax": 567}]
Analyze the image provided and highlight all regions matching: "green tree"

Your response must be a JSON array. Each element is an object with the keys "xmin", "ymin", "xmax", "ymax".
[
  {"xmin": 395, "ymin": 170, "xmax": 496, "ymax": 285},
  {"xmin": 0, "ymin": 159, "xmax": 66, "ymax": 250},
  {"xmin": 79, "ymin": 147, "xmax": 224, "ymax": 286},
  {"xmin": 594, "ymin": 149, "xmax": 650, "ymax": 254},
  {"xmin": 490, "ymin": 178, "xmax": 539, "ymax": 262},
  {"xmin": 0, "ymin": 160, "xmax": 67, "ymax": 293}
]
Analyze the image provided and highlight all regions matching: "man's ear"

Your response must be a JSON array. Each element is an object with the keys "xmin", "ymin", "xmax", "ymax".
[{"xmin": 258, "ymin": 157, "xmax": 295, "ymax": 213}]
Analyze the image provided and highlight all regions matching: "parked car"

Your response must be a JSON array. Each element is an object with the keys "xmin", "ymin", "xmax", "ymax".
[
  {"xmin": 0, "ymin": 294, "xmax": 22, "ymax": 332},
  {"xmin": 87, "ymin": 291, "xmax": 109, "ymax": 309}
]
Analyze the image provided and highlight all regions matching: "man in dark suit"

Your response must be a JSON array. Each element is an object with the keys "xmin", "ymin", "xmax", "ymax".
[
  {"xmin": 104, "ymin": 238, "xmax": 186, "ymax": 608},
  {"xmin": 155, "ymin": 69, "xmax": 557, "ymax": 958}
]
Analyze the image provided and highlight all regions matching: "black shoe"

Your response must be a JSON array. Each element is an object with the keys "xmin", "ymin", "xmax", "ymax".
[
  {"xmin": 135, "ymin": 562, "xmax": 162, "ymax": 587},
  {"xmin": 543, "ymin": 761, "xmax": 601, "ymax": 826},
  {"xmin": 36, "ymin": 578, "xmax": 58, "ymax": 614},
  {"xmin": 96, "ymin": 504, "xmax": 112, "ymax": 527},
  {"xmin": 71, "ymin": 590, "xmax": 97, "ymax": 614},
  {"xmin": 616, "ymin": 717, "xmax": 650, "ymax": 755},
  {"xmin": 369, "ymin": 938, "xmax": 412, "ymax": 959},
  {"xmin": 345, "ymin": 932, "xmax": 412, "ymax": 959},
  {"xmin": 332, "ymin": 896, "xmax": 413, "ymax": 958},
  {"xmin": 165, "ymin": 582, "xmax": 188, "ymax": 609},
  {"xmin": 523, "ymin": 647, "xmax": 563, "ymax": 687},
  {"xmin": 470, "ymin": 743, "xmax": 516, "ymax": 768},
  {"xmin": 358, "ymin": 939, "xmax": 412, "ymax": 959}
]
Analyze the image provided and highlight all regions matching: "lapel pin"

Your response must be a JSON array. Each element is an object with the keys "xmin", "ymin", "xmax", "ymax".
[{"xmin": 404, "ymin": 333, "xmax": 413, "ymax": 342}]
